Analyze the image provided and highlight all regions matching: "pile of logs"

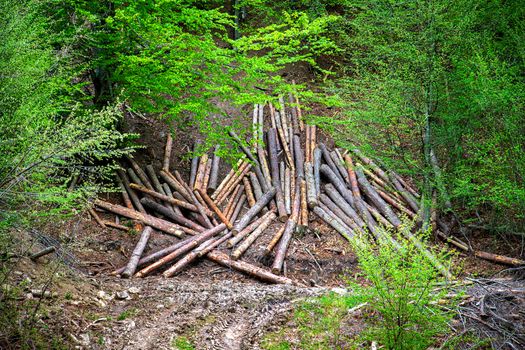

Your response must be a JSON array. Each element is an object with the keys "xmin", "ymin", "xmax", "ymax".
[{"xmin": 93, "ymin": 94, "xmax": 524, "ymax": 284}]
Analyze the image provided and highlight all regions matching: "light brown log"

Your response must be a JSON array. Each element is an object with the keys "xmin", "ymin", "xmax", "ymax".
[
  {"xmin": 393, "ymin": 172, "xmax": 420, "ymax": 198},
  {"xmin": 310, "ymin": 125, "xmax": 317, "ymax": 161},
  {"xmin": 331, "ymin": 150, "xmax": 350, "ymax": 184},
  {"xmin": 195, "ymin": 188, "xmax": 232, "ymax": 229},
  {"xmin": 300, "ymin": 179, "xmax": 308, "ymax": 226},
  {"xmin": 291, "ymin": 81, "xmax": 305, "ymax": 132},
  {"xmin": 231, "ymin": 187, "xmax": 276, "ymax": 235},
  {"xmin": 313, "ymin": 206, "xmax": 353, "ymax": 242},
  {"xmin": 127, "ymin": 157, "xmax": 154, "ymax": 191},
  {"xmin": 377, "ymin": 189, "xmax": 416, "ymax": 218},
  {"xmin": 279, "ymin": 161, "xmax": 285, "ymax": 193},
  {"xmin": 356, "ymin": 166, "xmax": 401, "ymax": 227},
  {"xmin": 117, "ymin": 173, "xmax": 142, "ymax": 231},
  {"xmin": 88, "ymin": 208, "xmax": 106, "ymax": 228},
  {"xmin": 228, "ymin": 210, "xmax": 275, "ymax": 247},
  {"xmin": 216, "ymin": 163, "xmax": 251, "ymax": 205},
  {"xmin": 136, "ymin": 224, "xmax": 226, "ymax": 278},
  {"xmin": 313, "ymin": 147, "xmax": 321, "ymax": 195},
  {"xmin": 352, "ymin": 149, "xmax": 391, "ymax": 185},
  {"xmin": 258, "ymin": 145, "xmax": 272, "ymax": 185},
  {"xmin": 230, "ymin": 194, "xmax": 247, "ymax": 223},
  {"xmin": 140, "ymin": 197, "xmax": 204, "ymax": 234},
  {"xmin": 243, "ymin": 176, "xmax": 256, "ymax": 207},
  {"xmin": 30, "ymin": 246, "xmax": 56, "ymax": 261},
  {"xmin": 159, "ymin": 170, "xmax": 193, "ymax": 203},
  {"xmin": 176, "ymin": 173, "xmax": 214, "ymax": 229},
  {"xmin": 206, "ymin": 250, "xmax": 296, "ymax": 284},
  {"xmin": 122, "ymin": 226, "xmax": 152, "ymax": 278},
  {"xmin": 293, "ymin": 135, "xmax": 304, "ymax": 179},
  {"xmin": 306, "ymin": 125, "xmax": 311, "ymax": 163},
  {"xmin": 279, "ymin": 96, "xmax": 290, "ymax": 144},
  {"xmin": 189, "ymin": 141, "xmax": 200, "ymax": 188},
  {"xmin": 117, "ymin": 170, "xmax": 145, "ymax": 214},
  {"xmin": 364, "ymin": 201, "xmax": 394, "ymax": 229},
  {"xmin": 264, "ymin": 223, "xmax": 287, "ymax": 255},
  {"xmin": 212, "ymin": 159, "xmax": 243, "ymax": 199},
  {"xmin": 268, "ymin": 129, "xmax": 288, "ymax": 221},
  {"xmin": 284, "ymin": 167, "xmax": 291, "ymax": 214},
  {"xmin": 102, "ymin": 220, "xmax": 130, "ymax": 231},
  {"xmin": 201, "ymin": 156, "xmax": 213, "ymax": 192},
  {"xmin": 162, "ymin": 183, "xmax": 183, "ymax": 216},
  {"xmin": 304, "ymin": 162, "xmax": 318, "ymax": 208},
  {"xmin": 94, "ymin": 200, "xmax": 184, "ymax": 237},
  {"xmin": 272, "ymin": 185, "xmax": 301, "ymax": 274},
  {"xmin": 198, "ymin": 232, "xmax": 233, "ymax": 257},
  {"xmin": 163, "ymin": 132, "xmax": 173, "ymax": 171},
  {"xmin": 345, "ymin": 155, "xmax": 361, "ymax": 200},
  {"xmin": 130, "ymin": 183, "xmax": 212, "ymax": 216},
  {"xmin": 232, "ymin": 212, "xmax": 276, "ymax": 259},
  {"xmin": 194, "ymin": 154, "xmax": 209, "ymax": 191},
  {"xmin": 319, "ymin": 194, "xmax": 362, "ymax": 234},
  {"xmin": 224, "ymin": 184, "xmax": 243, "ymax": 219},
  {"xmin": 288, "ymin": 92, "xmax": 299, "ymax": 135},
  {"xmin": 319, "ymin": 143, "xmax": 345, "ymax": 184},
  {"xmin": 207, "ymin": 146, "xmax": 221, "ymax": 194}
]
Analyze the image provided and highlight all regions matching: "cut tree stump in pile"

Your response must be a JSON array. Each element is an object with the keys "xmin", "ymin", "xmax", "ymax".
[{"xmin": 94, "ymin": 92, "xmax": 524, "ymax": 285}]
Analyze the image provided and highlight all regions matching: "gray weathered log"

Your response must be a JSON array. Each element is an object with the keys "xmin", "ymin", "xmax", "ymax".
[
  {"xmin": 267, "ymin": 128, "xmax": 288, "ymax": 220},
  {"xmin": 207, "ymin": 146, "xmax": 221, "ymax": 193},
  {"xmin": 121, "ymin": 226, "xmax": 152, "ymax": 278},
  {"xmin": 313, "ymin": 206, "xmax": 353, "ymax": 242},
  {"xmin": 320, "ymin": 164, "xmax": 354, "ymax": 207},
  {"xmin": 231, "ymin": 187, "xmax": 276, "ymax": 235},
  {"xmin": 389, "ymin": 172, "xmax": 419, "ymax": 212},
  {"xmin": 30, "ymin": 246, "xmax": 56, "ymax": 261},
  {"xmin": 330, "ymin": 150, "xmax": 350, "ymax": 183},
  {"xmin": 117, "ymin": 170, "xmax": 145, "ymax": 213},
  {"xmin": 324, "ymin": 184, "xmax": 366, "ymax": 229},
  {"xmin": 319, "ymin": 194, "xmax": 362, "ymax": 234},
  {"xmin": 140, "ymin": 197, "xmax": 205, "ymax": 234},
  {"xmin": 313, "ymin": 147, "xmax": 322, "ymax": 196},
  {"xmin": 319, "ymin": 143, "xmax": 345, "ymax": 184},
  {"xmin": 189, "ymin": 141, "xmax": 200, "ymax": 188},
  {"xmin": 304, "ymin": 162, "xmax": 318, "ymax": 208},
  {"xmin": 293, "ymin": 135, "xmax": 304, "ymax": 179}
]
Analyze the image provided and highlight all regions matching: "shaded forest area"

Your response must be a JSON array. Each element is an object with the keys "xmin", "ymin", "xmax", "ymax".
[{"xmin": 1, "ymin": 0, "xmax": 524, "ymax": 349}]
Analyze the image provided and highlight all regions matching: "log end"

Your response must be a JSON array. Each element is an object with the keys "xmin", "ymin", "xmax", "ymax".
[
  {"xmin": 271, "ymin": 267, "xmax": 282, "ymax": 275},
  {"xmin": 231, "ymin": 229, "xmax": 239, "ymax": 236},
  {"xmin": 278, "ymin": 214, "xmax": 288, "ymax": 222}
]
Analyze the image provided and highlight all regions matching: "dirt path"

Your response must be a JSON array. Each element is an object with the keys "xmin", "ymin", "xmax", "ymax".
[{"xmin": 97, "ymin": 277, "xmax": 329, "ymax": 349}]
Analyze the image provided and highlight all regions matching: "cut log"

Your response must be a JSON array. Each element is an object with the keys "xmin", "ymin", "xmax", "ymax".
[
  {"xmin": 178, "ymin": 176, "xmax": 214, "ymax": 229},
  {"xmin": 313, "ymin": 147, "xmax": 321, "ymax": 196},
  {"xmin": 272, "ymin": 185, "xmax": 301, "ymax": 274},
  {"xmin": 249, "ymin": 172, "xmax": 263, "ymax": 201},
  {"xmin": 201, "ymin": 156, "xmax": 213, "ymax": 192},
  {"xmin": 206, "ymin": 250, "xmax": 296, "ymax": 285},
  {"xmin": 330, "ymin": 150, "xmax": 350, "ymax": 184},
  {"xmin": 264, "ymin": 223, "xmax": 287, "ymax": 255},
  {"xmin": 231, "ymin": 187, "xmax": 277, "ymax": 235},
  {"xmin": 293, "ymin": 135, "xmax": 304, "ymax": 179},
  {"xmin": 243, "ymin": 176, "xmax": 256, "ymax": 208},
  {"xmin": 117, "ymin": 170, "xmax": 145, "ymax": 214},
  {"xmin": 319, "ymin": 143, "xmax": 345, "ymax": 184},
  {"xmin": 189, "ymin": 141, "xmax": 200, "ymax": 188},
  {"xmin": 30, "ymin": 246, "xmax": 56, "ymax": 261},
  {"xmin": 224, "ymin": 184, "xmax": 243, "ymax": 219},
  {"xmin": 117, "ymin": 173, "xmax": 142, "ymax": 231},
  {"xmin": 284, "ymin": 167, "xmax": 291, "ymax": 214},
  {"xmin": 136, "ymin": 223, "xmax": 227, "ymax": 278},
  {"xmin": 228, "ymin": 211, "xmax": 276, "ymax": 247},
  {"xmin": 207, "ymin": 146, "xmax": 221, "ymax": 194},
  {"xmin": 94, "ymin": 200, "xmax": 184, "ymax": 237},
  {"xmin": 313, "ymin": 206, "xmax": 353, "ymax": 242},
  {"xmin": 389, "ymin": 172, "xmax": 419, "ymax": 212},
  {"xmin": 304, "ymin": 162, "xmax": 318, "ymax": 208},
  {"xmin": 324, "ymin": 184, "xmax": 366, "ymax": 230},
  {"xmin": 267, "ymin": 128, "xmax": 288, "ymax": 221},
  {"xmin": 128, "ymin": 157, "xmax": 155, "ymax": 191},
  {"xmin": 121, "ymin": 226, "xmax": 152, "ymax": 278},
  {"xmin": 162, "ymin": 183, "xmax": 183, "ymax": 216},
  {"xmin": 319, "ymin": 194, "xmax": 362, "ymax": 234},
  {"xmin": 356, "ymin": 166, "xmax": 401, "ymax": 227},
  {"xmin": 320, "ymin": 164, "xmax": 354, "ymax": 207},
  {"xmin": 127, "ymin": 167, "xmax": 143, "ymax": 186},
  {"xmin": 212, "ymin": 159, "xmax": 243, "ymax": 199},
  {"xmin": 103, "ymin": 220, "xmax": 130, "ymax": 231},
  {"xmin": 216, "ymin": 163, "xmax": 252, "ymax": 205},
  {"xmin": 300, "ymin": 179, "xmax": 308, "ymax": 226},
  {"xmin": 230, "ymin": 194, "xmax": 247, "ymax": 223},
  {"xmin": 145, "ymin": 165, "xmax": 167, "ymax": 197},
  {"xmin": 377, "ymin": 189, "xmax": 416, "ymax": 218},
  {"xmin": 194, "ymin": 153, "xmax": 209, "ymax": 191},
  {"xmin": 140, "ymin": 197, "xmax": 204, "ymax": 234},
  {"xmin": 279, "ymin": 96, "xmax": 290, "ymax": 144},
  {"xmin": 130, "ymin": 183, "xmax": 212, "ymax": 216},
  {"xmin": 306, "ymin": 125, "xmax": 311, "ymax": 163},
  {"xmin": 162, "ymin": 132, "xmax": 173, "ymax": 171},
  {"xmin": 363, "ymin": 201, "xmax": 394, "ymax": 229},
  {"xmin": 352, "ymin": 149, "xmax": 391, "ymax": 185},
  {"xmin": 344, "ymin": 155, "xmax": 361, "ymax": 200},
  {"xmin": 232, "ymin": 212, "xmax": 276, "ymax": 259},
  {"xmin": 279, "ymin": 161, "xmax": 285, "ymax": 193},
  {"xmin": 159, "ymin": 170, "xmax": 193, "ymax": 203},
  {"xmin": 195, "ymin": 188, "xmax": 233, "ymax": 229},
  {"xmin": 88, "ymin": 208, "xmax": 106, "ymax": 228},
  {"xmin": 288, "ymin": 92, "xmax": 299, "ymax": 135}
]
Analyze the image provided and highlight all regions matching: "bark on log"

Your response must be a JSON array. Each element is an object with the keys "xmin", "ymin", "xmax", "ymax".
[
  {"xmin": 320, "ymin": 164, "xmax": 354, "ymax": 207},
  {"xmin": 94, "ymin": 200, "xmax": 184, "ymax": 237},
  {"xmin": 206, "ymin": 250, "xmax": 296, "ymax": 285},
  {"xmin": 159, "ymin": 170, "xmax": 193, "ymax": 203},
  {"xmin": 180, "ymin": 177, "xmax": 214, "ymax": 229},
  {"xmin": 319, "ymin": 143, "xmax": 345, "ymax": 184},
  {"xmin": 279, "ymin": 96, "xmax": 290, "ymax": 144},
  {"xmin": 231, "ymin": 187, "xmax": 276, "ymax": 235},
  {"xmin": 377, "ymin": 189, "xmax": 416, "ymax": 218},
  {"xmin": 324, "ymin": 184, "xmax": 366, "ymax": 230},
  {"xmin": 288, "ymin": 92, "xmax": 299, "ymax": 135},
  {"xmin": 313, "ymin": 147, "xmax": 322, "ymax": 196},
  {"xmin": 293, "ymin": 135, "xmax": 304, "ymax": 179},
  {"xmin": 127, "ymin": 168, "xmax": 143, "ymax": 187},
  {"xmin": 163, "ymin": 132, "xmax": 173, "ymax": 171},
  {"xmin": 243, "ymin": 176, "xmax": 256, "ymax": 208},
  {"xmin": 195, "ymin": 188, "xmax": 233, "ymax": 229},
  {"xmin": 228, "ymin": 211, "xmax": 276, "ymax": 247},
  {"xmin": 356, "ymin": 167, "xmax": 401, "ymax": 227},
  {"xmin": 268, "ymin": 129, "xmax": 288, "ymax": 220},
  {"xmin": 128, "ymin": 157, "xmax": 155, "ymax": 191},
  {"xmin": 352, "ymin": 149, "xmax": 391, "ymax": 185},
  {"xmin": 117, "ymin": 170, "xmax": 145, "ymax": 214},
  {"xmin": 130, "ymin": 183, "xmax": 212, "ymax": 216},
  {"xmin": 279, "ymin": 161, "xmax": 285, "ymax": 193},
  {"xmin": 284, "ymin": 167, "xmax": 291, "ymax": 214},
  {"xmin": 189, "ymin": 141, "xmax": 200, "ymax": 188},
  {"xmin": 306, "ymin": 125, "xmax": 311, "ymax": 163},
  {"xmin": 230, "ymin": 194, "xmax": 246, "ymax": 223},
  {"xmin": 140, "ymin": 197, "xmax": 204, "ymax": 234},
  {"xmin": 88, "ymin": 208, "xmax": 106, "ymax": 228},
  {"xmin": 162, "ymin": 183, "xmax": 183, "ymax": 216},
  {"xmin": 364, "ymin": 201, "xmax": 393, "ymax": 229},
  {"xmin": 304, "ymin": 162, "xmax": 318, "ymax": 208},
  {"xmin": 146, "ymin": 165, "xmax": 166, "ymax": 196},
  {"xmin": 300, "ymin": 179, "xmax": 308, "ymax": 226},
  {"xmin": 232, "ymin": 212, "xmax": 276, "ymax": 259},
  {"xmin": 319, "ymin": 194, "xmax": 362, "ymax": 233},
  {"xmin": 121, "ymin": 226, "xmax": 152, "ymax": 278},
  {"xmin": 103, "ymin": 220, "xmax": 130, "ymax": 231},
  {"xmin": 249, "ymin": 172, "xmax": 263, "ymax": 201},
  {"xmin": 212, "ymin": 159, "xmax": 243, "ymax": 199},
  {"xmin": 264, "ymin": 223, "xmax": 287, "ymax": 255},
  {"xmin": 136, "ymin": 223, "xmax": 227, "ymax": 278},
  {"xmin": 313, "ymin": 206, "xmax": 353, "ymax": 242},
  {"xmin": 207, "ymin": 147, "xmax": 221, "ymax": 194},
  {"xmin": 389, "ymin": 172, "xmax": 419, "ymax": 212},
  {"xmin": 216, "ymin": 163, "xmax": 251, "ymax": 205},
  {"xmin": 202, "ymin": 156, "xmax": 213, "ymax": 192},
  {"xmin": 331, "ymin": 150, "xmax": 350, "ymax": 183},
  {"xmin": 30, "ymin": 246, "xmax": 56, "ymax": 261},
  {"xmin": 271, "ymin": 185, "xmax": 300, "ymax": 274},
  {"xmin": 344, "ymin": 155, "xmax": 361, "ymax": 200},
  {"xmin": 224, "ymin": 184, "xmax": 243, "ymax": 219},
  {"xmin": 194, "ymin": 154, "xmax": 209, "ymax": 191}
]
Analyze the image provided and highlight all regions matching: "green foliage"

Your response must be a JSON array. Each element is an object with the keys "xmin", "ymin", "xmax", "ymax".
[
  {"xmin": 171, "ymin": 336, "xmax": 195, "ymax": 350},
  {"xmin": 348, "ymin": 222, "xmax": 452, "ymax": 349}
]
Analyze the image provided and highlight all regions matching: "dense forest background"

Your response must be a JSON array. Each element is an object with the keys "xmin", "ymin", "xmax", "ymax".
[{"xmin": 1, "ymin": 0, "xmax": 524, "ymax": 348}]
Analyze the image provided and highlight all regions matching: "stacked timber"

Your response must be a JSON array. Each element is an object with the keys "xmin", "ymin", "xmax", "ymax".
[{"xmin": 93, "ymin": 94, "xmax": 524, "ymax": 285}]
